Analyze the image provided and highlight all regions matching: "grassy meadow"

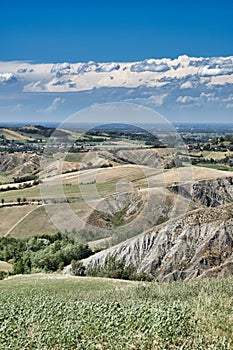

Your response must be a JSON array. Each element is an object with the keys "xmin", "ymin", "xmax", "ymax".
[{"xmin": 0, "ymin": 274, "xmax": 232, "ymax": 349}]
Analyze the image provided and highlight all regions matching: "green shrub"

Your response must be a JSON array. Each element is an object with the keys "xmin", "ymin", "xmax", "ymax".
[
  {"xmin": 0, "ymin": 234, "xmax": 93, "ymax": 274},
  {"xmin": 86, "ymin": 256, "xmax": 154, "ymax": 281}
]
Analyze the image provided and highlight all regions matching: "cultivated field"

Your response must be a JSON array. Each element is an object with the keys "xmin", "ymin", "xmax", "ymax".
[
  {"xmin": 1, "ymin": 128, "xmax": 233, "ymax": 350},
  {"xmin": 0, "ymin": 274, "xmax": 232, "ymax": 349},
  {"xmin": 2, "ymin": 128, "xmax": 35, "ymax": 141},
  {"xmin": 0, "ymin": 164, "xmax": 231, "ymax": 240}
]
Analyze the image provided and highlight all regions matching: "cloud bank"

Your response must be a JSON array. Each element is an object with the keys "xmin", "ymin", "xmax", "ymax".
[{"xmin": 1, "ymin": 55, "xmax": 233, "ymax": 122}]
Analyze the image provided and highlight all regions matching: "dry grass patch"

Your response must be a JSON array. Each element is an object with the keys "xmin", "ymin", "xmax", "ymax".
[
  {"xmin": 3, "ymin": 128, "xmax": 35, "ymax": 141},
  {"xmin": 0, "ymin": 260, "xmax": 12, "ymax": 272},
  {"xmin": 0, "ymin": 205, "xmax": 39, "ymax": 236}
]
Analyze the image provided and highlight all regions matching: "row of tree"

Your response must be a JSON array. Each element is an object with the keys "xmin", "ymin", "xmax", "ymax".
[{"xmin": 1, "ymin": 198, "xmax": 42, "ymax": 205}]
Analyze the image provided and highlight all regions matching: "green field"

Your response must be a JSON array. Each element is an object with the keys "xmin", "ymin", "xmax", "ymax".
[
  {"xmin": 64, "ymin": 152, "xmax": 85, "ymax": 162},
  {"xmin": 201, "ymin": 151, "xmax": 231, "ymax": 160},
  {"xmin": 0, "ymin": 201, "xmax": 95, "ymax": 237},
  {"xmin": 0, "ymin": 163, "xmax": 230, "ymax": 239},
  {"xmin": 0, "ymin": 174, "xmax": 11, "ymax": 184},
  {"xmin": 0, "ymin": 184, "xmax": 81, "ymax": 202},
  {"xmin": 0, "ymin": 180, "xmax": 133, "ymax": 203},
  {"xmin": 0, "ymin": 274, "xmax": 232, "ymax": 349},
  {"xmin": 8, "ymin": 206, "xmax": 58, "ymax": 237},
  {"xmin": 190, "ymin": 150, "xmax": 231, "ymax": 161},
  {"xmin": 196, "ymin": 163, "xmax": 233, "ymax": 171},
  {"xmin": 0, "ymin": 165, "xmax": 151, "ymax": 203},
  {"xmin": 0, "ymin": 185, "xmax": 41, "ymax": 202}
]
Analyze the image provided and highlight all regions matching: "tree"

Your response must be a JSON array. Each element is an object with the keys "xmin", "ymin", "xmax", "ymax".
[
  {"xmin": 13, "ymin": 258, "xmax": 25, "ymax": 274},
  {"xmin": 1, "ymin": 198, "xmax": 4, "ymax": 206},
  {"xmin": 71, "ymin": 260, "xmax": 86, "ymax": 276},
  {"xmin": 17, "ymin": 197, "xmax": 21, "ymax": 205}
]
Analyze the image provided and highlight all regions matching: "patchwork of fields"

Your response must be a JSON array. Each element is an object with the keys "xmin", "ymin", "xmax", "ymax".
[
  {"xmin": 0, "ymin": 125, "xmax": 233, "ymax": 350},
  {"xmin": 0, "ymin": 163, "xmax": 231, "ymax": 239}
]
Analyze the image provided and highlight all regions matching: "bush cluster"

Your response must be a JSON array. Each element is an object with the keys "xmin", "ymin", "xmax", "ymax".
[
  {"xmin": 72, "ymin": 256, "xmax": 154, "ymax": 281},
  {"xmin": 0, "ymin": 233, "xmax": 93, "ymax": 275}
]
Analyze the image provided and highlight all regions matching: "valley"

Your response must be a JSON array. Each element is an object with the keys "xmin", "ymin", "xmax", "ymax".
[
  {"xmin": 1, "ymin": 3, "xmax": 233, "ymax": 348},
  {"xmin": 0, "ymin": 123, "xmax": 233, "ymax": 276},
  {"xmin": 0, "ymin": 123, "xmax": 233, "ymax": 349}
]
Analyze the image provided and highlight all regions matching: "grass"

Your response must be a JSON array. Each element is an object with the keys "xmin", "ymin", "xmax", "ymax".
[
  {"xmin": 0, "ymin": 274, "xmax": 232, "ymax": 349},
  {"xmin": 0, "ymin": 201, "xmax": 94, "ymax": 238},
  {"xmin": 9, "ymin": 206, "xmax": 57, "ymax": 238},
  {"xmin": 0, "ymin": 164, "xmax": 164, "ymax": 203},
  {"xmin": 190, "ymin": 150, "xmax": 231, "ymax": 161},
  {"xmin": 201, "ymin": 151, "xmax": 231, "ymax": 160},
  {"xmin": 0, "ymin": 184, "xmax": 83, "ymax": 202},
  {"xmin": 196, "ymin": 163, "xmax": 233, "ymax": 171},
  {"xmin": 0, "ymin": 261, "xmax": 12, "ymax": 272},
  {"xmin": 64, "ymin": 152, "xmax": 85, "ymax": 163},
  {"xmin": 0, "ymin": 174, "xmax": 11, "ymax": 184},
  {"xmin": 0, "ymin": 129, "xmax": 21, "ymax": 141},
  {"xmin": 0, "ymin": 178, "xmax": 136, "ymax": 238},
  {"xmin": 0, "ymin": 185, "xmax": 41, "ymax": 202},
  {"xmin": 0, "ymin": 163, "xmax": 231, "ymax": 240},
  {"xmin": 0, "ymin": 181, "xmax": 124, "ymax": 202},
  {"xmin": 20, "ymin": 131, "xmax": 48, "ymax": 140},
  {"xmin": 2, "ymin": 128, "xmax": 33, "ymax": 141},
  {"xmin": 0, "ymin": 204, "xmax": 40, "ymax": 236},
  {"xmin": 95, "ymin": 180, "xmax": 120, "ymax": 196}
]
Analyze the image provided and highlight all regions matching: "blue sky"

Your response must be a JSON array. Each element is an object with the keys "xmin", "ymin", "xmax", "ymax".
[
  {"xmin": 0, "ymin": 0, "xmax": 233, "ymax": 124},
  {"xmin": 1, "ymin": 0, "xmax": 233, "ymax": 62}
]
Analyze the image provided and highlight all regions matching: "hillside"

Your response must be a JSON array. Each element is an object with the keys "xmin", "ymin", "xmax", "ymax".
[
  {"xmin": 2, "ymin": 128, "xmax": 35, "ymax": 141},
  {"xmin": 1, "ymin": 142, "xmax": 233, "ymax": 275},
  {"xmin": 77, "ymin": 172, "xmax": 233, "ymax": 280},
  {"xmin": 1, "ymin": 164, "xmax": 233, "ymax": 241},
  {"xmin": 0, "ymin": 274, "xmax": 232, "ymax": 349},
  {"xmin": 81, "ymin": 200, "xmax": 233, "ymax": 281},
  {"xmin": 0, "ymin": 152, "xmax": 40, "ymax": 180}
]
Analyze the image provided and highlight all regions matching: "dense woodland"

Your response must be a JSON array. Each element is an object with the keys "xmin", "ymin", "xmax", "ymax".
[{"xmin": 0, "ymin": 233, "xmax": 93, "ymax": 279}]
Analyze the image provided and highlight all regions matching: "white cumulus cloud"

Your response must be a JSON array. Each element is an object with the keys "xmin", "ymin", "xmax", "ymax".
[
  {"xmin": 198, "ymin": 57, "xmax": 233, "ymax": 77},
  {"xmin": 125, "ymin": 93, "xmax": 168, "ymax": 106},
  {"xmin": 77, "ymin": 62, "xmax": 120, "ymax": 74},
  {"xmin": 95, "ymin": 62, "xmax": 120, "ymax": 73},
  {"xmin": 43, "ymin": 97, "xmax": 65, "ymax": 112},
  {"xmin": 130, "ymin": 59, "xmax": 170, "ymax": 73},
  {"xmin": 23, "ymin": 81, "xmax": 44, "ymax": 92},
  {"xmin": 176, "ymin": 96, "xmax": 197, "ymax": 104},
  {"xmin": 77, "ymin": 61, "xmax": 98, "ymax": 74},
  {"xmin": 0, "ymin": 73, "xmax": 17, "ymax": 85},
  {"xmin": 180, "ymin": 81, "xmax": 193, "ymax": 89},
  {"xmin": 51, "ymin": 62, "xmax": 71, "ymax": 77}
]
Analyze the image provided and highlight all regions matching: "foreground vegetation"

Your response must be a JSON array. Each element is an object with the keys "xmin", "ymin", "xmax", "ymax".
[{"xmin": 0, "ymin": 274, "xmax": 232, "ymax": 349}]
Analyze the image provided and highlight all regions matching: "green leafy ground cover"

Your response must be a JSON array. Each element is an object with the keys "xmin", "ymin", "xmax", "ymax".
[{"xmin": 0, "ymin": 274, "xmax": 232, "ymax": 349}]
